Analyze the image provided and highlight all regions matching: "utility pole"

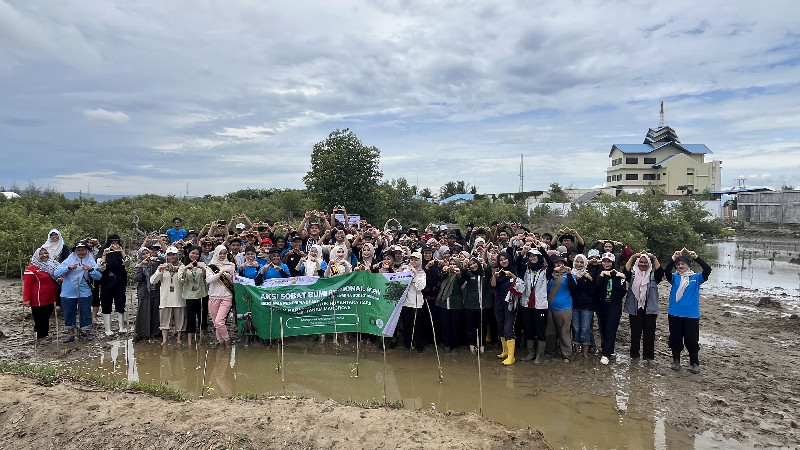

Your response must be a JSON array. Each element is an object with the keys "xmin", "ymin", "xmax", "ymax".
[{"xmin": 519, "ymin": 154, "xmax": 524, "ymax": 193}]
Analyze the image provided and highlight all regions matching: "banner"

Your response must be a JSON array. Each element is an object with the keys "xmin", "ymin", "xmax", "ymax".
[{"xmin": 233, "ymin": 271, "xmax": 411, "ymax": 339}]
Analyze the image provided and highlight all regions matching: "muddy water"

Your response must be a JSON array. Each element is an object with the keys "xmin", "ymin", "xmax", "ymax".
[
  {"xmin": 65, "ymin": 339, "xmax": 754, "ymax": 449},
  {"xmin": 51, "ymin": 236, "xmax": 798, "ymax": 450},
  {"xmin": 704, "ymin": 237, "xmax": 800, "ymax": 293}
]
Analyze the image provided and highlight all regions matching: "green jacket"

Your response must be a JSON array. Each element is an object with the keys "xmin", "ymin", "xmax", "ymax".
[{"xmin": 463, "ymin": 266, "xmax": 493, "ymax": 309}]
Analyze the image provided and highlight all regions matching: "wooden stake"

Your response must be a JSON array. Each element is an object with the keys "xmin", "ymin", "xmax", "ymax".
[
  {"xmin": 476, "ymin": 330, "xmax": 483, "ymax": 417},
  {"xmin": 424, "ymin": 300, "xmax": 443, "ymax": 383},
  {"xmin": 200, "ymin": 349, "xmax": 209, "ymax": 398}
]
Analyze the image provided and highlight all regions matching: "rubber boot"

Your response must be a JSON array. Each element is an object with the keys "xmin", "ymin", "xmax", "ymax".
[
  {"xmin": 103, "ymin": 314, "xmax": 113, "ymax": 336},
  {"xmin": 116, "ymin": 312, "xmax": 127, "ymax": 333},
  {"xmin": 671, "ymin": 349, "xmax": 682, "ymax": 371},
  {"xmin": 533, "ymin": 340, "xmax": 546, "ymax": 365},
  {"xmin": 502, "ymin": 339, "xmax": 516, "ymax": 365},
  {"xmin": 521, "ymin": 339, "xmax": 536, "ymax": 361},
  {"xmin": 497, "ymin": 337, "xmax": 508, "ymax": 359}
]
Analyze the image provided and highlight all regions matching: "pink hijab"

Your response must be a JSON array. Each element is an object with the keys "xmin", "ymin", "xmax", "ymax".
[{"xmin": 632, "ymin": 255, "xmax": 653, "ymax": 309}]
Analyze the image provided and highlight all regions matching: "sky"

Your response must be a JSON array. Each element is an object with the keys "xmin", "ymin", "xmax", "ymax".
[{"xmin": 1, "ymin": 0, "xmax": 799, "ymax": 197}]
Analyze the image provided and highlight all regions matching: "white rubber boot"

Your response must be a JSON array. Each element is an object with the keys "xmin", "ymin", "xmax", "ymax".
[
  {"xmin": 116, "ymin": 312, "xmax": 127, "ymax": 333},
  {"xmin": 103, "ymin": 314, "xmax": 113, "ymax": 336}
]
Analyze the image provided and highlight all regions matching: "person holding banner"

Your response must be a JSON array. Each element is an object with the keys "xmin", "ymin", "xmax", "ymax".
[
  {"xmin": 206, "ymin": 245, "xmax": 236, "ymax": 346},
  {"xmin": 400, "ymin": 252, "xmax": 427, "ymax": 352},
  {"xmin": 326, "ymin": 245, "xmax": 353, "ymax": 345},
  {"xmin": 255, "ymin": 248, "xmax": 290, "ymax": 284},
  {"xmin": 326, "ymin": 245, "xmax": 352, "ymax": 277},
  {"xmin": 297, "ymin": 245, "xmax": 327, "ymax": 277}
]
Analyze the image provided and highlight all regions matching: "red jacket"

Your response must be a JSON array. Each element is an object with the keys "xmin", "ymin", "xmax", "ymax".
[{"xmin": 23, "ymin": 264, "xmax": 58, "ymax": 307}]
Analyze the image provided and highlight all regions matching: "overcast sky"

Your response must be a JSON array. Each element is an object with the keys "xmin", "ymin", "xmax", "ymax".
[{"xmin": 2, "ymin": 1, "xmax": 799, "ymax": 196}]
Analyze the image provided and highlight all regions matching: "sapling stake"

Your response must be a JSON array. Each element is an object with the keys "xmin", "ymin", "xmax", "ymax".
[{"xmin": 424, "ymin": 300, "xmax": 443, "ymax": 383}]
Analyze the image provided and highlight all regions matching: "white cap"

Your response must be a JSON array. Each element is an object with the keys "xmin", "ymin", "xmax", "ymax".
[
  {"xmin": 235, "ymin": 223, "xmax": 246, "ymax": 229},
  {"xmin": 165, "ymin": 246, "xmax": 179, "ymax": 254}
]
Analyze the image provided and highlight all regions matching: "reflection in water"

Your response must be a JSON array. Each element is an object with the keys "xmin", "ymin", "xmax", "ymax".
[
  {"xmin": 72, "ymin": 342, "xmax": 708, "ymax": 449},
  {"xmin": 705, "ymin": 238, "xmax": 800, "ymax": 293}
]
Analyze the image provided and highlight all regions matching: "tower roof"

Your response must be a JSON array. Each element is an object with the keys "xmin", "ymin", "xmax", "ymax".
[{"xmin": 643, "ymin": 126, "xmax": 680, "ymax": 145}]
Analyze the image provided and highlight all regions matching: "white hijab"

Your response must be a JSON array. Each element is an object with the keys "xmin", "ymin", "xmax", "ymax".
[{"xmin": 41, "ymin": 229, "xmax": 65, "ymax": 261}]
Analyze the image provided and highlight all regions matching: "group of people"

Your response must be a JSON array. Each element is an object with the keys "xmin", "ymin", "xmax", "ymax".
[{"xmin": 23, "ymin": 210, "xmax": 712, "ymax": 373}]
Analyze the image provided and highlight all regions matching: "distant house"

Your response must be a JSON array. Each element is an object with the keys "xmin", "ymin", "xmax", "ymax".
[
  {"xmin": 439, "ymin": 193, "xmax": 475, "ymax": 205},
  {"xmin": 1, "ymin": 191, "xmax": 20, "ymax": 199},
  {"xmin": 606, "ymin": 124, "xmax": 722, "ymax": 195}
]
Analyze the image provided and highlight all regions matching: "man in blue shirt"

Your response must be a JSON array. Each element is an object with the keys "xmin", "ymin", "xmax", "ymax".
[{"xmin": 166, "ymin": 217, "xmax": 187, "ymax": 243}]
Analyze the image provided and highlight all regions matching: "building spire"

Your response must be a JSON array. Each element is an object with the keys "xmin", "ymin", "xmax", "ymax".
[{"xmin": 659, "ymin": 101, "xmax": 665, "ymax": 127}]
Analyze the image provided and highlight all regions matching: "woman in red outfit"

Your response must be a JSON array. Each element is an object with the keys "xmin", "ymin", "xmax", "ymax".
[{"xmin": 23, "ymin": 247, "xmax": 60, "ymax": 342}]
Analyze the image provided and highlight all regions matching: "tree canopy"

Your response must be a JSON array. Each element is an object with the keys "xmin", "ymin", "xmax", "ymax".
[{"xmin": 303, "ymin": 129, "xmax": 382, "ymax": 220}]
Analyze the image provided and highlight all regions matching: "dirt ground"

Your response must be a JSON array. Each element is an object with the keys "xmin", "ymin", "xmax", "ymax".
[
  {"xmin": 0, "ymin": 373, "xmax": 546, "ymax": 450},
  {"xmin": 1, "ymin": 277, "xmax": 799, "ymax": 448},
  {"xmin": 0, "ymin": 279, "xmax": 548, "ymax": 450}
]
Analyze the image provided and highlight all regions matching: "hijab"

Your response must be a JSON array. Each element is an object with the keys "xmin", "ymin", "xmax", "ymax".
[
  {"xmin": 632, "ymin": 255, "xmax": 653, "ymax": 308},
  {"xmin": 31, "ymin": 247, "xmax": 59, "ymax": 278},
  {"xmin": 42, "ymin": 229, "xmax": 65, "ymax": 261},
  {"xmin": 210, "ymin": 245, "xmax": 235, "ymax": 271},
  {"xmin": 675, "ymin": 257, "xmax": 695, "ymax": 302},
  {"xmin": 571, "ymin": 254, "xmax": 588, "ymax": 279},
  {"xmin": 303, "ymin": 244, "xmax": 324, "ymax": 276}
]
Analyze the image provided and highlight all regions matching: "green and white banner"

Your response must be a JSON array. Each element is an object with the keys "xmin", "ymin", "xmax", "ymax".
[{"xmin": 233, "ymin": 271, "xmax": 411, "ymax": 339}]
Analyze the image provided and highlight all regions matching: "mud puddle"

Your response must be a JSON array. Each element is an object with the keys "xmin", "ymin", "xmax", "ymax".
[
  {"xmin": 705, "ymin": 237, "xmax": 800, "ymax": 294},
  {"xmin": 63, "ymin": 339, "xmax": 758, "ymax": 449}
]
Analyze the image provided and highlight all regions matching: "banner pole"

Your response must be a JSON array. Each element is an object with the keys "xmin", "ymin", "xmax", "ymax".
[
  {"xmin": 332, "ymin": 292, "xmax": 339, "ymax": 346},
  {"xmin": 354, "ymin": 312, "xmax": 360, "ymax": 378},
  {"xmin": 381, "ymin": 334, "xmax": 387, "ymax": 404},
  {"xmin": 424, "ymin": 300, "xmax": 443, "ymax": 383},
  {"xmin": 280, "ymin": 316, "xmax": 285, "ymax": 395}
]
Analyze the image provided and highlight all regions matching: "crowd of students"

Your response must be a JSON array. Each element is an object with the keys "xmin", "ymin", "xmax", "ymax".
[{"xmin": 22, "ymin": 209, "xmax": 712, "ymax": 373}]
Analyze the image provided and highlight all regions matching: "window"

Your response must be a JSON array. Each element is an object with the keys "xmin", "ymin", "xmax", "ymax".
[
  {"xmin": 657, "ymin": 174, "xmax": 661, "ymax": 180},
  {"xmin": 625, "ymin": 174, "xmax": 638, "ymax": 180},
  {"xmin": 626, "ymin": 157, "xmax": 639, "ymax": 164},
  {"xmin": 607, "ymin": 176, "xmax": 612, "ymax": 182},
  {"xmin": 644, "ymin": 157, "xmax": 656, "ymax": 164},
  {"xmin": 643, "ymin": 174, "xmax": 656, "ymax": 180},
  {"xmin": 687, "ymin": 168, "xmax": 695, "ymax": 175}
]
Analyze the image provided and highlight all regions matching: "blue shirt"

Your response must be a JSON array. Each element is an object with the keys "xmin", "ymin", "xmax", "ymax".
[
  {"xmin": 547, "ymin": 274, "xmax": 574, "ymax": 311},
  {"xmin": 238, "ymin": 262, "xmax": 262, "ymax": 279},
  {"xmin": 54, "ymin": 261, "xmax": 102, "ymax": 298},
  {"xmin": 667, "ymin": 272, "xmax": 705, "ymax": 318},
  {"xmin": 166, "ymin": 228, "xmax": 187, "ymax": 243},
  {"xmin": 261, "ymin": 263, "xmax": 290, "ymax": 280}
]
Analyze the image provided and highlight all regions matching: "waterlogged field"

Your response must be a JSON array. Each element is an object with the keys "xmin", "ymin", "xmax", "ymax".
[{"xmin": 2, "ymin": 237, "xmax": 798, "ymax": 448}]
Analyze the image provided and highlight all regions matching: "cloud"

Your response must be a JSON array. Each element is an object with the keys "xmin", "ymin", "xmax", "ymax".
[
  {"xmin": 2, "ymin": 1, "xmax": 800, "ymax": 196},
  {"xmin": 83, "ymin": 108, "xmax": 129, "ymax": 124}
]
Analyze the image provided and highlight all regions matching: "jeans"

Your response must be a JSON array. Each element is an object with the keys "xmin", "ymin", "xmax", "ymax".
[
  {"xmin": 572, "ymin": 309, "xmax": 593, "ymax": 345},
  {"xmin": 62, "ymin": 296, "xmax": 93, "ymax": 331}
]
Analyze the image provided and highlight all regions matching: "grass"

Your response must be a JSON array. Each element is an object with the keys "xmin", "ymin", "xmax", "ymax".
[
  {"xmin": 0, "ymin": 362, "xmax": 187, "ymax": 402},
  {"xmin": 344, "ymin": 398, "xmax": 405, "ymax": 409}
]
